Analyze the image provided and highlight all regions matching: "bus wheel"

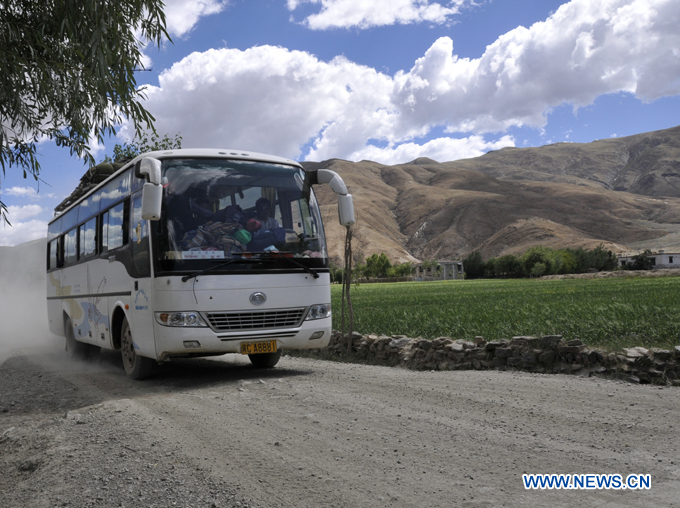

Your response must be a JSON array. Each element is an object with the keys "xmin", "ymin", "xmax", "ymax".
[
  {"xmin": 65, "ymin": 317, "xmax": 89, "ymax": 359},
  {"xmin": 248, "ymin": 351, "xmax": 281, "ymax": 368},
  {"xmin": 120, "ymin": 317, "xmax": 154, "ymax": 380}
]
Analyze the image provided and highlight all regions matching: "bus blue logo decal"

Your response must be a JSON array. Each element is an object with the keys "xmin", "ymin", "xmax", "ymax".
[{"xmin": 134, "ymin": 289, "xmax": 149, "ymax": 311}]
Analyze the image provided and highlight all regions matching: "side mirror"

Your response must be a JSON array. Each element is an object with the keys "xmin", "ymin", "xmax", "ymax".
[
  {"xmin": 138, "ymin": 157, "xmax": 162, "ymax": 185},
  {"xmin": 141, "ymin": 182, "xmax": 162, "ymax": 221},
  {"xmin": 337, "ymin": 194, "xmax": 355, "ymax": 226}
]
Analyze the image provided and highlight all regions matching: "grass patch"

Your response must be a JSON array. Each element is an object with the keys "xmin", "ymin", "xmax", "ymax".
[{"xmin": 331, "ymin": 277, "xmax": 680, "ymax": 350}]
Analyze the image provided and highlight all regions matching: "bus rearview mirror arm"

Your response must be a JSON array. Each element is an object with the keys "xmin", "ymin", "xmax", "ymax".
[{"xmin": 306, "ymin": 169, "xmax": 355, "ymax": 227}]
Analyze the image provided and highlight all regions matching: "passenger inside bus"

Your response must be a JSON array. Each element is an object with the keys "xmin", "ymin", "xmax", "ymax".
[
  {"xmin": 252, "ymin": 198, "xmax": 279, "ymax": 230},
  {"xmin": 171, "ymin": 194, "xmax": 283, "ymax": 256},
  {"xmin": 166, "ymin": 189, "xmax": 211, "ymax": 239},
  {"xmin": 163, "ymin": 183, "xmax": 323, "ymax": 260}
]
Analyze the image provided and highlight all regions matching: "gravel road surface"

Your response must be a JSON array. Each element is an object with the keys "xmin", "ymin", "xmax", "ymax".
[{"xmin": 1, "ymin": 345, "xmax": 678, "ymax": 508}]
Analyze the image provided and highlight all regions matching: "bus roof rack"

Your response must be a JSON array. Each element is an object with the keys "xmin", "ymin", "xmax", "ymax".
[{"xmin": 54, "ymin": 161, "xmax": 127, "ymax": 213}]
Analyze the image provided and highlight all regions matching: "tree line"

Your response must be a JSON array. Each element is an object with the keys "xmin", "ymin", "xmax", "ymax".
[
  {"xmin": 329, "ymin": 245, "xmax": 657, "ymax": 283},
  {"xmin": 462, "ymin": 245, "xmax": 620, "ymax": 279},
  {"xmin": 330, "ymin": 252, "xmax": 415, "ymax": 283}
]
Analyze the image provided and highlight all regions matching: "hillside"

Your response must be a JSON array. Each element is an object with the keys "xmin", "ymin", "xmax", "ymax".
[
  {"xmin": 439, "ymin": 125, "xmax": 680, "ymax": 196},
  {"xmin": 306, "ymin": 125, "xmax": 680, "ymax": 264}
]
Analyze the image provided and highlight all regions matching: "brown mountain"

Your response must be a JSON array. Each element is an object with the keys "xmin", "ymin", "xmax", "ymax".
[{"xmin": 305, "ymin": 125, "xmax": 680, "ymax": 264}]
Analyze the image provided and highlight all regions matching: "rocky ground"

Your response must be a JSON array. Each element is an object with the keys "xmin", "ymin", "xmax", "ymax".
[
  {"xmin": 312, "ymin": 331, "xmax": 680, "ymax": 386},
  {"xmin": 1, "ymin": 344, "xmax": 679, "ymax": 508}
]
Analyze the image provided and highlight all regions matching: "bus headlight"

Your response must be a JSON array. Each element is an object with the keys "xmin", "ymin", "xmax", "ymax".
[
  {"xmin": 305, "ymin": 304, "xmax": 331, "ymax": 321},
  {"xmin": 155, "ymin": 312, "xmax": 208, "ymax": 327}
]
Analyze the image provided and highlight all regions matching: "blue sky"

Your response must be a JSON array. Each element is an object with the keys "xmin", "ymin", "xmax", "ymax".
[{"xmin": 2, "ymin": 0, "xmax": 679, "ymax": 245}]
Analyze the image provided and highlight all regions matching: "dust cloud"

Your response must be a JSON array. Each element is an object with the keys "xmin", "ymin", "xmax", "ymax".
[{"xmin": 0, "ymin": 238, "xmax": 63, "ymax": 363}]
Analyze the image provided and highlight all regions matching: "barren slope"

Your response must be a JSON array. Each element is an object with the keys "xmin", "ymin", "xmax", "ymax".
[
  {"xmin": 307, "ymin": 128, "xmax": 680, "ymax": 264},
  {"xmin": 438, "ymin": 125, "xmax": 680, "ymax": 196}
]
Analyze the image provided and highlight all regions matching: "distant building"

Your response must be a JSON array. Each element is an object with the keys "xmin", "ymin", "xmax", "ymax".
[
  {"xmin": 618, "ymin": 251, "xmax": 680, "ymax": 269},
  {"xmin": 414, "ymin": 260, "xmax": 464, "ymax": 280}
]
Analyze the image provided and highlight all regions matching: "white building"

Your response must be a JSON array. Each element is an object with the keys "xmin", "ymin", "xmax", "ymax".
[
  {"xmin": 413, "ymin": 261, "xmax": 464, "ymax": 280},
  {"xmin": 618, "ymin": 251, "xmax": 680, "ymax": 269}
]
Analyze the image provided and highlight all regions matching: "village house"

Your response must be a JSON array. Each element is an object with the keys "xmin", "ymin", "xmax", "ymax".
[
  {"xmin": 413, "ymin": 260, "xmax": 465, "ymax": 280},
  {"xmin": 618, "ymin": 250, "xmax": 680, "ymax": 269}
]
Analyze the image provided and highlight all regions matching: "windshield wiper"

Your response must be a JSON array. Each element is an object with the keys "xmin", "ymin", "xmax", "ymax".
[
  {"xmin": 181, "ymin": 257, "xmax": 272, "ymax": 282},
  {"xmin": 180, "ymin": 254, "xmax": 319, "ymax": 282},
  {"xmin": 264, "ymin": 253, "xmax": 319, "ymax": 279}
]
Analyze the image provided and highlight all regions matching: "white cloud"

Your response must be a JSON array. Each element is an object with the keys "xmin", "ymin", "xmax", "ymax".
[
  {"xmin": 2, "ymin": 187, "xmax": 56, "ymax": 200},
  {"xmin": 287, "ymin": 0, "xmax": 467, "ymax": 30},
  {"xmin": 130, "ymin": 46, "xmax": 394, "ymax": 158},
  {"xmin": 6, "ymin": 205, "xmax": 45, "ymax": 221},
  {"xmin": 391, "ymin": 0, "xmax": 680, "ymax": 136},
  {"xmin": 347, "ymin": 135, "xmax": 515, "ymax": 165},
  {"xmin": 0, "ymin": 220, "xmax": 47, "ymax": 247},
  {"xmin": 138, "ymin": 0, "xmax": 228, "ymax": 67},
  {"xmin": 163, "ymin": 0, "xmax": 229, "ymax": 38},
  {"xmin": 137, "ymin": 0, "xmax": 680, "ymax": 165}
]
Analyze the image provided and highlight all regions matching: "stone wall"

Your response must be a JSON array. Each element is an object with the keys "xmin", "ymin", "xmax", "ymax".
[{"xmin": 308, "ymin": 331, "xmax": 680, "ymax": 386}]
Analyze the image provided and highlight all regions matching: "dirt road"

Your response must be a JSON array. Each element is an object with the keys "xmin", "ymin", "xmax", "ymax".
[{"xmin": 1, "ymin": 345, "xmax": 678, "ymax": 508}]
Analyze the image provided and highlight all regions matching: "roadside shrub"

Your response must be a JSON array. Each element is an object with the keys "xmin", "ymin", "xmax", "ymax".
[
  {"xmin": 389, "ymin": 262, "xmax": 413, "ymax": 277},
  {"xmin": 628, "ymin": 249, "xmax": 655, "ymax": 271},
  {"xmin": 463, "ymin": 251, "xmax": 484, "ymax": 279},
  {"xmin": 521, "ymin": 246, "xmax": 554, "ymax": 277},
  {"xmin": 364, "ymin": 253, "xmax": 392, "ymax": 278},
  {"xmin": 470, "ymin": 244, "xmax": 618, "ymax": 279}
]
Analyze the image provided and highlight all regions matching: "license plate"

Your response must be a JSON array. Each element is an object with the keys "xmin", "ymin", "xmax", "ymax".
[{"xmin": 240, "ymin": 340, "xmax": 277, "ymax": 355}]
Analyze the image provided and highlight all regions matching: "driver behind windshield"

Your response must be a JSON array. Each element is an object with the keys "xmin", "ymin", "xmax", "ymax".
[
  {"xmin": 247, "ymin": 197, "xmax": 286, "ymax": 252},
  {"xmin": 253, "ymin": 198, "xmax": 279, "ymax": 230}
]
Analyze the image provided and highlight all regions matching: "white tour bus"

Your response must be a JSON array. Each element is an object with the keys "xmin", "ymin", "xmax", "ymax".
[{"xmin": 46, "ymin": 149, "xmax": 354, "ymax": 379}]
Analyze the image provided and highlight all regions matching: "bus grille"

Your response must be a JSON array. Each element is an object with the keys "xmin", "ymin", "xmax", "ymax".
[{"xmin": 205, "ymin": 308, "xmax": 306, "ymax": 332}]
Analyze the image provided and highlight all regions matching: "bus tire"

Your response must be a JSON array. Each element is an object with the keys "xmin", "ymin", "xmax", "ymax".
[
  {"xmin": 65, "ymin": 317, "xmax": 89, "ymax": 359},
  {"xmin": 120, "ymin": 317, "xmax": 154, "ymax": 380},
  {"xmin": 248, "ymin": 351, "xmax": 281, "ymax": 368}
]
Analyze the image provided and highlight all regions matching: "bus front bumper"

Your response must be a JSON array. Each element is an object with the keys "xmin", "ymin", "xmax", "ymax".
[{"xmin": 153, "ymin": 317, "xmax": 332, "ymax": 361}]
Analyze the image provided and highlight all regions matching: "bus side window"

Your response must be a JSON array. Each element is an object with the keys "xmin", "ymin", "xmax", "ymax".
[
  {"xmin": 48, "ymin": 237, "xmax": 63, "ymax": 270},
  {"xmin": 65, "ymin": 229, "xmax": 78, "ymax": 265},
  {"xmin": 131, "ymin": 194, "xmax": 150, "ymax": 277},
  {"xmin": 105, "ymin": 201, "xmax": 128, "ymax": 251},
  {"xmin": 122, "ymin": 199, "xmax": 130, "ymax": 245},
  {"xmin": 79, "ymin": 217, "xmax": 97, "ymax": 259},
  {"xmin": 48, "ymin": 239, "xmax": 56, "ymax": 270},
  {"xmin": 101, "ymin": 211, "xmax": 109, "ymax": 253},
  {"xmin": 57, "ymin": 237, "xmax": 64, "ymax": 268}
]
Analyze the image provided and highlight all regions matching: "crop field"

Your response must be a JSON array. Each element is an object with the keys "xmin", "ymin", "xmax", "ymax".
[{"xmin": 330, "ymin": 276, "xmax": 680, "ymax": 350}]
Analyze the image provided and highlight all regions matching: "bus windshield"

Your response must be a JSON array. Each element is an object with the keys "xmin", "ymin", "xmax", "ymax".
[{"xmin": 154, "ymin": 158, "xmax": 328, "ymax": 274}]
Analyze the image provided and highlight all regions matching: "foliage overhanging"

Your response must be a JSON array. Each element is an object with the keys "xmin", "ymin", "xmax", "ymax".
[{"xmin": 0, "ymin": 0, "xmax": 171, "ymax": 224}]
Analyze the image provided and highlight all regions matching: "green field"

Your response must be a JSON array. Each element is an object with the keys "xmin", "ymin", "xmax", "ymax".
[{"xmin": 330, "ymin": 277, "xmax": 680, "ymax": 350}]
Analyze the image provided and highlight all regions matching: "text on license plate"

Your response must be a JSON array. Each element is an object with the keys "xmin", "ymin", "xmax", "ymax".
[{"xmin": 240, "ymin": 340, "xmax": 277, "ymax": 355}]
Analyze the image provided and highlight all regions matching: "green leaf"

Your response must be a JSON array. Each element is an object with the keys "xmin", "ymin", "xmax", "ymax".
[{"xmin": 0, "ymin": 0, "xmax": 172, "ymax": 223}]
